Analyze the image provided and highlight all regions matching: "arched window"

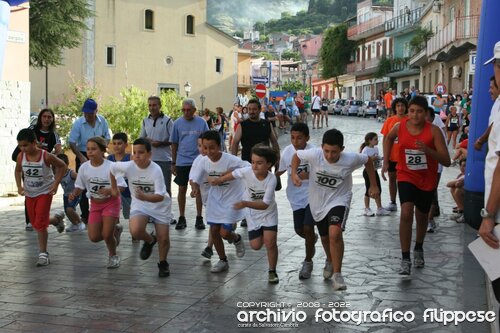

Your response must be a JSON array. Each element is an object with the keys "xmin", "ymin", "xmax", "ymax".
[
  {"xmin": 145, "ymin": 9, "xmax": 154, "ymax": 30},
  {"xmin": 186, "ymin": 15, "xmax": 194, "ymax": 35}
]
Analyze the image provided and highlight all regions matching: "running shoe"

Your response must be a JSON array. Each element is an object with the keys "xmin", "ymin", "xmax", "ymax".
[
  {"xmin": 107, "ymin": 255, "xmax": 120, "ymax": 269},
  {"xmin": 413, "ymin": 250, "xmax": 425, "ymax": 268},
  {"xmin": 376, "ymin": 207, "xmax": 391, "ymax": 216},
  {"xmin": 195, "ymin": 216, "xmax": 205, "ymax": 230},
  {"xmin": 175, "ymin": 216, "xmax": 187, "ymax": 230},
  {"xmin": 364, "ymin": 208, "xmax": 375, "ymax": 217},
  {"xmin": 36, "ymin": 252, "xmax": 49, "ymax": 266},
  {"xmin": 450, "ymin": 212, "xmax": 464, "ymax": 221},
  {"xmin": 332, "ymin": 273, "xmax": 347, "ymax": 290},
  {"xmin": 201, "ymin": 246, "xmax": 213, "ymax": 259},
  {"xmin": 140, "ymin": 233, "xmax": 157, "ymax": 260},
  {"xmin": 323, "ymin": 259, "xmax": 333, "ymax": 279},
  {"xmin": 268, "ymin": 271, "xmax": 279, "ymax": 284},
  {"xmin": 158, "ymin": 261, "xmax": 170, "ymax": 277},
  {"xmin": 399, "ymin": 259, "xmax": 411, "ymax": 275},
  {"xmin": 455, "ymin": 215, "xmax": 465, "ymax": 223},
  {"xmin": 427, "ymin": 220, "xmax": 436, "ymax": 233},
  {"xmin": 210, "ymin": 260, "xmax": 229, "ymax": 273},
  {"xmin": 299, "ymin": 261, "xmax": 313, "ymax": 279},
  {"xmin": 25, "ymin": 223, "xmax": 33, "ymax": 231},
  {"xmin": 66, "ymin": 223, "xmax": 81, "ymax": 233},
  {"xmin": 240, "ymin": 219, "xmax": 247, "ymax": 228},
  {"xmin": 55, "ymin": 211, "xmax": 65, "ymax": 233},
  {"xmin": 234, "ymin": 235, "xmax": 245, "ymax": 258},
  {"xmin": 385, "ymin": 202, "xmax": 398, "ymax": 212}
]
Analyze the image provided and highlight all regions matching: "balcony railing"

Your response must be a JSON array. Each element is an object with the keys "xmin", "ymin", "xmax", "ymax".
[
  {"xmin": 346, "ymin": 58, "xmax": 381, "ymax": 74},
  {"xmin": 347, "ymin": 16, "xmax": 385, "ymax": 38},
  {"xmin": 385, "ymin": 7, "xmax": 422, "ymax": 32},
  {"xmin": 426, "ymin": 15, "xmax": 480, "ymax": 57}
]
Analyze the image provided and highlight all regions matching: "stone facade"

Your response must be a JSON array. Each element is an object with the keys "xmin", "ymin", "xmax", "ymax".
[{"xmin": 0, "ymin": 80, "xmax": 30, "ymax": 195}]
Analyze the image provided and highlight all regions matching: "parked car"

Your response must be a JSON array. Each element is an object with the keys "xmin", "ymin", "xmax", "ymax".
[
  {"xmin": 358, "ymin": 101, "xmax": 378, "ymax": 118},
  {"xmin": 333, "ymin": 99, "xmax": 347, "ymax": 115},
  {"xmin": 327, "ymin": 99, "xmax": 338, "ymax": 115},
  {"xmin": 343, "ymin": 100, "xmax": 363, "ymax": 116},
  {"xmin": 424, "ymin": 94, "xmax": 448, "ymax": 114}
]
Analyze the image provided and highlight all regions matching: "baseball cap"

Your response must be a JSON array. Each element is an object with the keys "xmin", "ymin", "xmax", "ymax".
[
  {"xmin": 484, "ymin": 41, "xmax": 500, "ymax": 65},
  {"xmin": 82, "ymin": 98, "xmax": 98, "ymax": 113}
]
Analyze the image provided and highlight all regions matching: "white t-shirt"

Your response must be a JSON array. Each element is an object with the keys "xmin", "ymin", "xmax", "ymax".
[
  {"xmin": 110, "ymin": 161, "xmax": 172, "ymax": 223},
  {"xmin": 75, "ymin": 160, "xmax": 126, "ymax": 200},
  {"xmin": 488, "ymin": 97, "xmax": 500, "ymax": 126},
  {"xmin": 361, "ymin": 146, "xmax": 381, "ymax": 169},
  {"xmin": 432, "ymin": 116, "xmax": 445, "ymax": 130},
  {"xmin": 232, "ymin": 167, "xmax": 278, "ymax": 231},
  {"xmin": 190, "ymin": 153, "xmax": 250, "ymax": 223},
  {"xmin": 311, "ymin": 96, "xmax": 321, "ymax": 109},
  {"xmin": 189, "ymin": 154, "xmax": 209, "ymax": 204},
  {"xmin": 485, "ymin": 120, "xmax": 500, "ymax": 224},
  {"xmin": 278, "ymin": 143, "xmax": 314, "ymax": 210},
  {"xmin": 297, "ymin": 149, "xmax": 368, "ymax": 221}
]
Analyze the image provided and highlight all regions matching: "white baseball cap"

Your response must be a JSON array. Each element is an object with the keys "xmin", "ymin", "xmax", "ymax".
[{"xmin": 484, "ymin": 41, "xmax": 500, "ymax": 65}]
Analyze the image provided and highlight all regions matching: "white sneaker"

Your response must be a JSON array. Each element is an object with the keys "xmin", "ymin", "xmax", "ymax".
[
  {"xmin": 107, "ymin": 255, "xmax": 120, "ymax": 269},
  {"xmin": 427, "ymin": 220, "xmax": 437, "ymax": 233},
  {"xmin": 364, "ymin": 208, "xmax": 375, "ymax": 217},
  {"xmin": 376, "ymin": 207, "xmax": 391, "ymax": 216},
  {"xmin": 385, "ymin": 202, "xmax": 398, "ymax": 212},
  {"xmin": 299, "ymin": 261, "xmax": 313, "ymax": 279},
  {"xmin": 25, "ymin": 223, "xmax": 33, "ymax": 231},
  {"xmin": 36, "ymin": 252, "xmax": 49, "ymax": 266},
  {"xmin": 210, "ymin": 259, "xmax": 229, "ymax": 273},
  {"xmin": 455, "ymin": 215, "xmax": 465, "ymax": 223},
  {"xmin": 450, "ymin": 212, "xmax": 463, "ymax": 221},
  {"xmin": 323, "ymin": 259, "xmax": 333, "ymax": 279},
  {"xmin": 65, "ymin": 224, "xmax": 80, "ymax": 232},
  {"xmin": 332, "ymin": 273, "xmax": 347, "ymax": 290},
  {"xmin": 234, "ymin": 234, "xmax": 245, "ymax": 258},
  {"xmin": 54, "ymin": 211, "xmax": 65, "ymax": 233},
  {"xmin": 78, "ymin": 222, "xmax": 87, "ymax": 231}
]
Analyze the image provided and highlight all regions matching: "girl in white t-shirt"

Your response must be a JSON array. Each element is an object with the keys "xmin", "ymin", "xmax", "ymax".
[
  {"xmin": 110, "ymin": 138, "xmax": 173, "ymax": 278},
  {"xmin": 212, "ymin": 145, "xmax": 279, "ymax": 284},
  {"xmin": 69, "ymin": 137, "xmax": 126, "ymax": 269},
  {"xmin": 360, "ymin": 132, "xmax": 389, "ymax": 217}
]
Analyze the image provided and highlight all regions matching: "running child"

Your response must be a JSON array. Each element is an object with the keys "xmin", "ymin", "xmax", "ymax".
[
  {"xmin": 291, "ymin": 129, "xmax": 380, "ymax": 290},
  {"xmin": 382, "ymin": 96, "xmax": 450, "ymax": 275},
  {"xmin": 277, "ymin": 123, "xmax": 319, "ymax": 280},
  {"xmin": 15, "ymin": 128, "xmax": 66, "ymax": 266},
  {"xmin": 380, "ymin": 97, "xmax": 408, "ymax": 212},
  {"xmin": 211, "ymin": 145, "xmax": 280, "ymax": 283},
  {"xmin": 57, "ymin": 153, "xmax": 85, "ymax": 232},
  {"xmin": 190, "ymin": 130, "xmax": 247, "ymax": 273},
  {"xmin": 110, "ymin": 138, "xmax": 173, "ymax": 277},
  {"xmin": 107, "ymin": 132, "xmax": 132, "ymax": 221},
  {"xmin": 69, "ymin": 137, "xmax": 126, "ymax": 269},
  {"xmin": 360, "ymin": 133, "xmax": 390, "ymax": 217},
  {"xmin": 445, "ymin": 106, "xmax": 460, "ymax": 148}
]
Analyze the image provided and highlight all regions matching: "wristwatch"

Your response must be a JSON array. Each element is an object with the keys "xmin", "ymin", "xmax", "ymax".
[{"xmin": 480, "ymin": 208, "xmax": 495, "ymax": 218}]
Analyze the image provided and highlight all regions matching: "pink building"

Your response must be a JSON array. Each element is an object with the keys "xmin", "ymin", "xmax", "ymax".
[{"xmin": 300, "ymin": 35, "xmax": 322, "ymax": 59}]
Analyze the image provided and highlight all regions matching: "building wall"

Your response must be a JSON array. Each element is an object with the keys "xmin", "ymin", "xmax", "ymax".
[
  {"xmin": 30, "ymin": 0, "xmax": 238, "ymax": 112},
  {"xmin": 301, "ymin": 35, "xmax": 322, "ymax": 59},
  {"xmin": 237, "ymin": 50, "xmax": 252, "ymax": 90},
  {"xmin": 3, "ymin": 6, "xmax": 28, "ymax": 81},
  {"xmin": 393, "ymin": 33, "xmax": 414, "ymax": 59}
]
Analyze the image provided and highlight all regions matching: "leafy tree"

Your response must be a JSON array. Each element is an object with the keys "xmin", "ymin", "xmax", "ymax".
[
  {"xmin": 375, "ymin": 55, "xmax": 391, "ymax": 79},
  {"xmin": 30, "ymin": 0, "xmax": 93, "ymax": 68},
  {"xmin": 282, "ymin": 80, "xmax": 306, "ymax": 92},
  {"xmin": 410, "ymin": 27, "xmax": 434, "ymax": 54},
  {"xmin": 281, "ymin": 50, "xmax": 301, "ymax": 61},
  {"xmin": 319, "ymin": 24, "xmax": 356, "ymax": 98},
  {"xmin": 255, "ymin": 52, "xmax": 276, "ymax": 60}
]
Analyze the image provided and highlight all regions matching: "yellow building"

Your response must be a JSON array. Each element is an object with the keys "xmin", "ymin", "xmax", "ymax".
[{"xmin": 30, "ymin": 0, "xmax": 239, "ymax": 112}]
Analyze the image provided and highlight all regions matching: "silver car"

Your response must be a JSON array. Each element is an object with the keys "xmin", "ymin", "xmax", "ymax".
[
  {"xmin": 343, "ymin": 100, "xmax": 363, "ymax": 116},
  {"xmin": 358, "ymin": 101, "xmax": 378, "ymax": 118}
]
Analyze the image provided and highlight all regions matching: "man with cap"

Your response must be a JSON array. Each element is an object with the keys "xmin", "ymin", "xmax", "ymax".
[
  {"xmin": 479, "ymin": 40, "xmax": 500, "ymax": 327},
  {"xmin": 69, "ymin": 98, "xmax": 111, "ymax": 223}
]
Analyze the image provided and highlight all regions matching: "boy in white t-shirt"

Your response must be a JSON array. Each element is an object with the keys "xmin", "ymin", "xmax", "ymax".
[
  {"xmin": 110, "ymin": 138, "xmax": 173, "ymax": 277},
  {"xmin": 277, "ymin": 123, "xmax": 320, "ymax": 280},
  {"xmin": 291, "ymin": 129, "xmax": 380, "ymax": 290},
  {"xmin": 190, "ymin": 130, "xmax": 248, "ymax": 273},
  {"xmin": 211, "ymin": 145, "xmax": 279, "ymax": 283}
]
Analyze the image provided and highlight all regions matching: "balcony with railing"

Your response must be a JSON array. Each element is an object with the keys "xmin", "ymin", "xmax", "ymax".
[
  {"xmin": 346, "ymin": 58, "xmax": 381, "ymax": 75},
  {"xmin": 347, "ymin": 15, "xmax": 385, "ymax": 40},
  {"xmin": 426, "ymin": 15, "xmax": 480, "ymax": 58},
  {"xmin": 385, "ymin": 7, "xmax": 422, "ymax": 35},
  {"xmin": 387, "ymin": 57, "xmax": 419, "ymax": 77}
]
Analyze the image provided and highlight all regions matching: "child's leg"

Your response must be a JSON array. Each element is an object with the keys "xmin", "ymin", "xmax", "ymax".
[
  {"xmin": 316, "ymin": 220, "xmax": 331, "ymax": 262},
  {"xmin": 249, "ymin": 235, "xmax": 263, "ymax": 250},
  {"xmin": 102, "ymin": 216, "xmax": 119, "ymax": 256},
  {"xmin": 220, "ymin": 227, "xmax": 238, "ymax": 243},
  {"xmin": 207, "ymin": 229, "xmax": 213, "ymax": 247},
  {"xmin": 66, "ymin": 207, "xmax": 81, "ymax": 225},
  {"xmin": 415, "ymin": 208, "xmax": 428, "ymax": 246},
  {"xmin": 129, "ymin": 215, "xmax": 153, "ymax": 242},
  {"xmin": 364, "ymin": 196, "xmax": 370, "ymax": 209},
  {"xmin": 29, "ymin": 194, "xmax": 53, "ymax": 253},
  {"xmin": 329, "ymin": 225, "xmax": 344, "ymax": 273},
  {"xmin": 210, "ymin": 224, "xmax": 226, "ymax": 259},
  {"xmin": 263, "ymin": 229, "xmax": 278, "ymax": 270},
  {"xmin": 121, "ymin": 195, "xmax": 131, "ymax": 220},
  {"xmin": 399, "ymin": 202, "xmax": 415, "ymax": 253},
  {"xmin": 154, "ymin": 223, "xmax": 170, "ymax": 262}
]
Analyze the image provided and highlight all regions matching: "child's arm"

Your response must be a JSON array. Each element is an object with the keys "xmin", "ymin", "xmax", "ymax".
[
  {"xmin": 68, "ymin": 188, "xmax": 83, "ymax": 201},
  {"xmin": 190, "ymin": 180, "xmax": 200, "ymax": 198},
  {"xmin": 364, "ymin": 157, "xmax": 380, "ymax": 199},
  {"xmin": 134, "ymin": 188, "xmax": 164, "ymax": 203},
  {"xmin": 234, "ymin": 200, "xmax": 269, "ymax": 210},
  {"xmin": 70, "ymin": 170, "xmax": 78, "ymax": 180},
  {"xmin": 416, "ymin": 125, "xmax": 451, "ymax": 167},
  {"xmin": 14, "ymin": 153, "xmax": 24, "ymax": 196},
  {"xmin": 46, "ymin": 153, "xmax": 67, "ymax": 195},
  {"xmin": 208, "ymin": 171, "xmax": 235, "ymax": 186},
  {"xmin": 109, "ymin": 173, "xmax": 121, "ymax": 197},
  {"xmin": 381, "ymin": 123, "xmax": 399, "ymax": 181},
  {"xmin": 291, "ymin": 153, "xmax": 302, "ymax": 186}
]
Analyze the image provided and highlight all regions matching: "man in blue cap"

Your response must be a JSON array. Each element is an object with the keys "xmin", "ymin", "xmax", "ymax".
[{"xmin": 69, "ymin": 98, "xmax": 111, "ymax": 223}]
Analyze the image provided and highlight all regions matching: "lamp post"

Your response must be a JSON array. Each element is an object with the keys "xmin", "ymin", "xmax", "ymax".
[
  {"xmin": 184, "ymin": 81, "xmax": 192, "ymax": 97},
  {"xmin": 307, "ymin": 64, "xmax": 313, "ymax": 98},
  {"xmin": 200, "ymin": 94, "xmax": 206, "ymax": 111},
  {"xmin": 300, "ymin": 59, "xmax": 308, "ymax": 88}
]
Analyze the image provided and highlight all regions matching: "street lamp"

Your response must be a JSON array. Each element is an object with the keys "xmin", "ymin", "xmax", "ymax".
[
  {"xmin": 307, "ymin": 64, "xmax": 313, "ymax": 97},
  {"xmin": 184, "ymin": 81, "xmax": 192, "ymax": 97},
  {"xmin": 200, "ymin": 94, "xmax": 206, "ymax": 111},
  {"xmin": 260, "ymin": 61, "xmax": 269, "ymax": 78},
  {"xmin": 301, "ymin": 60, "xmax": 308, "ymax": 87}
]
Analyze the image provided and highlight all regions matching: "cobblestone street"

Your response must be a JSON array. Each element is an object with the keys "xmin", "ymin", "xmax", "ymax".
[{"xmin": 0, "ymin": 116, "xmax": 494, "ymax": 332}]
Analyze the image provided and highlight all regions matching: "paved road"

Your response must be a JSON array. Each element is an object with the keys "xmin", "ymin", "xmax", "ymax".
[{"xmin": 0, "ymin": 115, "xmax": 494, "ymax": 332}]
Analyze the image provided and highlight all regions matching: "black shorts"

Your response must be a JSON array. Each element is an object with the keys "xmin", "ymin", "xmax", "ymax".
[
  {"xmin": 312, "ymin": 109, "xmax": 320, "ymax": 114},
  {"xmin": 388, "ymin": 161, "xmax": 397, "ymax": 173},
  {"xmin": 363, "ymin": 169, "xmax": 382, "ymax": 197},
  {"xmin": 397, "ymin": 181, "xmax": 435, "ymax": 214},
  {"xmin": 315, "ymin": 206, "xmax": 349, "ymax": 237},
  {"xmin": 248, "ymin": 225, "xmax": 278, "ymax": 240},
  {"xmin": 174, "ymin": 165, "xmax": 192, "ymax": 187},
  {"xmin": 292, "ymin": 205, "xmax": 315, "ymax": 231},
  {"xmin": 447, "ymin": 124, "xmax": 459, "ymax": 132}
]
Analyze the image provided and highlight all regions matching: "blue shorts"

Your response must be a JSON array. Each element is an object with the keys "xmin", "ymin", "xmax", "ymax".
[
  {"xmin": 248, "ymin": 225, "xmax": 278, "ymax": 241},
  {"xmin": 63, "ymin": 195, "xmax": 80, "ymax": 212},
  {"xmin": 292, "ymin": 205, "xmax": 315, "ymax": 231},
  {"xmin": 207, "ymin": 221, "xmax": 234, "ymax": 231}
]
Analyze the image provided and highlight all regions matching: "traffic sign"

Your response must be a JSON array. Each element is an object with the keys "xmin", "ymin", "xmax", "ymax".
[
  {"xmin": 255, "ymin": 83, "xmax": 267, "ymax": 99},
  {"xmin": 252, "ymin": 76, "xmax": 269, "ymax": 84},
  {"xmin": 434, "ymin": 82, "xmax": 447, "ymax": 95}
]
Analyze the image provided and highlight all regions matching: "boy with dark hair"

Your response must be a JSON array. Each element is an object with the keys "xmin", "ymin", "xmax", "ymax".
[
  {"xmin": 108, "ymin": 132, "xmax": 132, "ymax": 221},
  {"xmin": 58, "ymin": 153, "xmax": 85, "ymax": 232},
  {"xmin": 291, "ymin": 128, "xmax": 380, "ymax": 290},
  {"xmin": 382, "ymin": 95, "xmax": 450, "ymax": 275}
]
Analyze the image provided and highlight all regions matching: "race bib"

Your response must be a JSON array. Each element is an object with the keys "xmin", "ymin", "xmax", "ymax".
[
  {"xmin": 405, "ymin": 149, "xmax": 427, "ymax": 170},
  {"xmin": 23, "ymin": 166, "xmax": 42, "ymax": 178},
  {"xmin": 131, "ymin": 180, "xmax": 155, "ymax": 194},
  {"xmin": 315, "ymin": 171, "xmax": 343, "ymax": 189},
  {"xmin": 89, "ymin": 178, "xmax": 111, "ymax": 199},
  {"xmin": 249, "ymin": 187, "xmax": 265, "ymax": 201},
  {"xmin": 451, "ymin": 117, "xmax": 458, "ymax": 124}
]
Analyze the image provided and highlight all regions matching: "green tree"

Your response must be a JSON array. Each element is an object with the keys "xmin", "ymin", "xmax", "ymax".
[
  {"xmin": 281, "ymin": 50, "xmax": 301, "ymax": 61},
  {"xmin": 319, "ymin": 24, "xmax": 356, "ymax": 98},
  {"xmin": 30, "ymin": 0, "xmax": 93, "ymax": 68},
  {"xmin": 282, "ymin": 80, "xmax": 306, "ymax": 92},
  {"xmin": 410, "ymin": 27, "xmax": 434, "ymax": 54},
  {"xmin": 375, "ymin": 55, "xmax": 392, "ymax": 79}
]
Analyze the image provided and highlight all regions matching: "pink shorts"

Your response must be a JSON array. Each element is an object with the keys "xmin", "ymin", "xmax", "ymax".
[
  {"xmin": 89, "ymin": 196, "xmax": 121, "ymax": 224},
  {"xmin": 26, "ymin": 194, "xmax": 53, "ymax": 231}
]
